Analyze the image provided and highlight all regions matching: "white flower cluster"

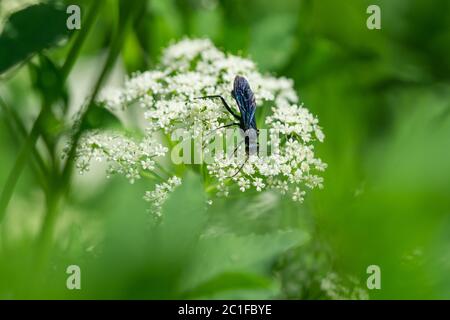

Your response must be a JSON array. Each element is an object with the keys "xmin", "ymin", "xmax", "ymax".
[
  {"xmin": 78, "ymin": 38, "xmax": 326, "ymax": 210},
  {"xmin": 116, "ymin": 39, "xmax": 305, "ymax": 137},
  {"xmin": 76, "ymin": 131, "xmax": 167, "ymax": 184},
  {"xmin": 207, "ymin": 136, "xmax": 326, "ymax": 200},
  {"xmin": 266, "ymin": 102, "xmax": 325, "ymax": 143},
  {"xmin": 143, "ymin": 176, "xmax": 182, "ymax": 217}
]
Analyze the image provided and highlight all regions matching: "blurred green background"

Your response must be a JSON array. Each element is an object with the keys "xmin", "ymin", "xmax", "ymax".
[{"xmin": 0, "ymin": 0, "xmax": 450, "ymax": 299}]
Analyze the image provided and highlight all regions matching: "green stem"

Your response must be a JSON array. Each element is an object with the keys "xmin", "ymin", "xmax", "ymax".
[
  {"xmin": 38, "ymin": 0, "xmax": 144, "ymax": 253},
  {"xmin": 141, "ymin": 171, "xmax": 165, "ymax": 183},
  {"xmin": 61, "ymin": 1, "xmax": 103, "ymax": 81},
  {"xmin": 34, "ymin": 2, "xmax": 108, "ymax": 258},
  {"xmin": 155, "ymin": 162, "xmax": 172, "ymax": 179},
  {"xmin": 0, "ymin": 111, "xmax": 44, "ymax": 222},
  {"xmin": 205, "ymin": 184, "xmax": 218, "ymax": 193},
  {"xmin": 0, "ymin": 1, "xmax": 104, "ymax": 224},
  {"xmin": 60, "ymin": 0, "xmax": 145, "ymax": 188},
  {"xmin": 35, "ymin": 183, "xmax": 61, "ymax": 267},
  {"xmin": 0, "ymin": 97, "xmax": 48, "ymax": 190}
]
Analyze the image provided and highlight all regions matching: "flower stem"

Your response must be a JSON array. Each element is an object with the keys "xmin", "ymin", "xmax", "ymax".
[
  {"xmin": 37, "ymin": 0, "xmax": 145, "ymax": 255},
  {"xmin": 0, "ymin": 110, "xmax": 44, "ymax": 222},
  {"xmin": 61, "ymin": 1, "xmax": 104, "ymax": 80},
  {"xmin": 205, "ymin": 184, "xmax": 218, "ymax": 193},
  {"xmin": 0, "ymin": 97, "xmax": 48, "ymax": 190},
  {"xmin": 0, "ymin": 1, "xmax": 104, "ymax": 223},
  {"xmin": 60, "ymin": 0, "xmax": 145, "ymax": 187}
]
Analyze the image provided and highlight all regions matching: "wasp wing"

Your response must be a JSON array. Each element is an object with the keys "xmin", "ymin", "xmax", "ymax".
[{"xmin": 232, "ymin": 76, "xmax": 257, "ymax": 130}]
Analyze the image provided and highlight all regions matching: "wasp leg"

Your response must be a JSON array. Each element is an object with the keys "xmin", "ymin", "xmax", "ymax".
[
  {"xmin": 205, "ymin": 122, "xmax": 240, "ymax": 139},
  {"xmin": 195, "ymin": 95, "xmax": 241, "ymax": 121},
  {"xmin": 202, "ymin": 122, "xmax": 240, "ymax": 148},
  {"xmin": 232, "ymin": 156, "xmax": 248, "ymax": 178},
  {"xmin": 215, "ymin": 122, "xmax": 240, "ymax": 131},
  {"xmin": 230, "ymin": 139, "xmax": 245, "ymax": 158}
]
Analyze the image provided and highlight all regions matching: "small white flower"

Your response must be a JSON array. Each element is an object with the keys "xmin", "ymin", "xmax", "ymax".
[
  {"xmin": 143, "ymin": 176, "xmax": 182, "ymax": 217},
  {"xmin": 98, "ymin": 87, "xmax": 123, "ymax": 111},
  {"xmin": 253, "ymin": 178, "xmax": 265, "ymax": 192},
  {"xmin": 237, "ymin": 177, "xmax": 250, "ymax": 192},
  {"xmin": 292, "ymin": 187, "xmax": 306, "ymax": 202}
]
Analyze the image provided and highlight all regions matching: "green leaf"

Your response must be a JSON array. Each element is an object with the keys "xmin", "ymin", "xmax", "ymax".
[
  {"xmin": 159, "ymin": 171, "xmax": 207, "ymax": 252},
  {"xmin": 185, "ymin": 272, "xmax": 276, "ymax": 299},
  {"xmin": 82, "ymin": 104, "xmax": 123, "ymax": 130},
  {"xmin": 29, "ymin": 55, "xmax": 67, "ymax": 105},
  {"xmin": 181, "ymin": 230, "xmax": 310, "ymax": 294},
  {"xmin": 0, "ymin": 3, "xmax": 72, "ymax": 74}
]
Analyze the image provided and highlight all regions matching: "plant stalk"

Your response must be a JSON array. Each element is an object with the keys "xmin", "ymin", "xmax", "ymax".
[{"xmin": 0, "ymin": 1, "xmax": 104, "ymax": 223}]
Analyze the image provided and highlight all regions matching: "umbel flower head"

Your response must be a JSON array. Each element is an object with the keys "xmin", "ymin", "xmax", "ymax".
[{"xmin": 75, "ymin": 38, "xmax": 326, "ymax": 214}]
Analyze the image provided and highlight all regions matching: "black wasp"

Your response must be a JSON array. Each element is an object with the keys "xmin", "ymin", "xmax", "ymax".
[
  {"xmin": 196, "ymin": 75, "xmax": 259, "ymax": 176},
  {"xmin": 196, "ymin": 75, "xmax": 259, "ymax": 154}
]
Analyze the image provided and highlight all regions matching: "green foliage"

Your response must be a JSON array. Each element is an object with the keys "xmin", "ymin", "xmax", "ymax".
[
  {"xmin": 0, "ymin": 3, "xmax": 72, "ymax": 74},
  {"xmin": 80, "ymin": 173, "xmax": 306, "ymax": 299},
  {"xmin": 182, "ymin": 231, "xmax": 308, "ymax": 298},
  {"xmin": 82, "ymin": 104, "xmax": 122, "ymax": 131},
  {"xmin": 29, "ymin": 55, "xmax": 67, "ymax": 106}
]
